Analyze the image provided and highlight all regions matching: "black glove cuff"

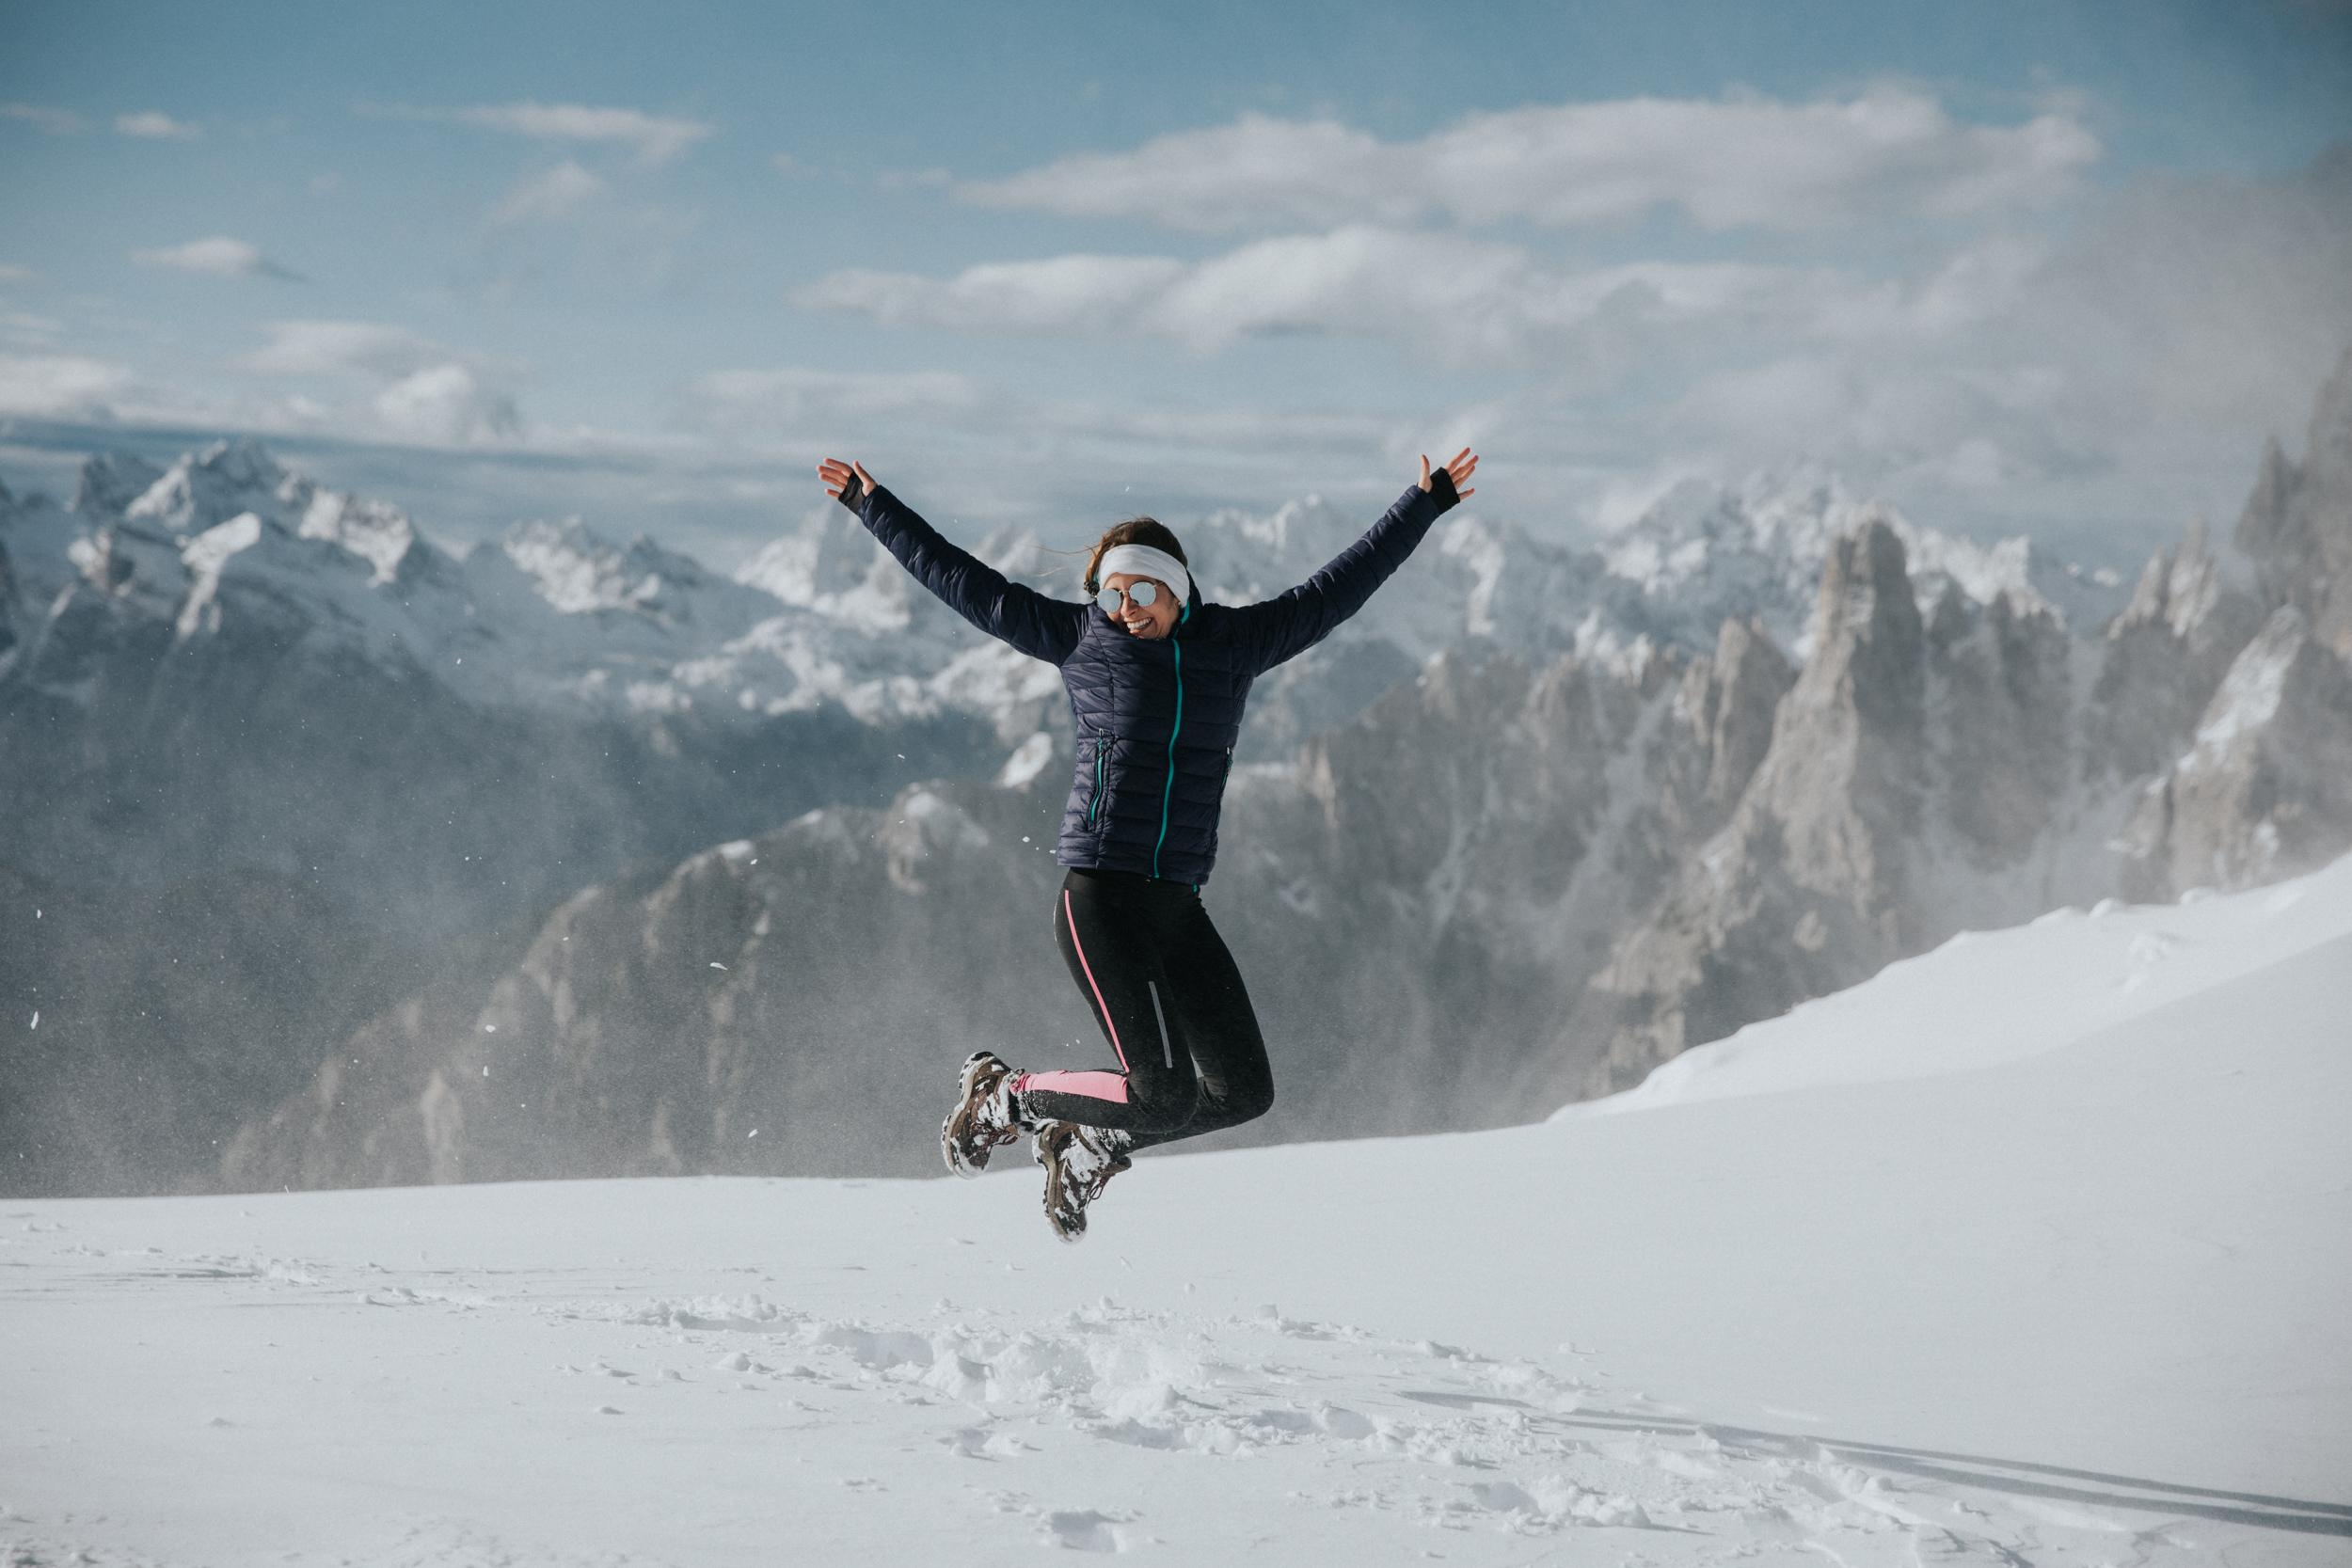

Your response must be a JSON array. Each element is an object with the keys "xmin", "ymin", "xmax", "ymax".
[
  {"xmin": 1427, "ymin": 466, "xmax": 1459, "ymax": 512},
  {"xmin": 835, "ymin": 474, "xmax": 866, "ymax": 513}
]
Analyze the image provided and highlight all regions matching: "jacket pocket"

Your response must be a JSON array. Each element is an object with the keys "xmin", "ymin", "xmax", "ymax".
[{"xmin": 1077, "ymin": 736, "xmax": 1107, "ymax": 827}]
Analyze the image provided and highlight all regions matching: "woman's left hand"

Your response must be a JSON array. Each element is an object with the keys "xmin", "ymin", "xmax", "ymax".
[
  {"xmin": 1420, "ymin": 448, "xmax": 1478, "ymax": 499},
  {"xmin": 818, "ymin": 457, "xmax": 876, "ymax": 503}
]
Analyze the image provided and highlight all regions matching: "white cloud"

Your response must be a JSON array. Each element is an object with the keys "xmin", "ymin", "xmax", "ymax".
[
  {"xmin": 1, "ymin": 310, "xmax": 64, "ymax": 346},
  {"xmin": 797, "ymin": 255, "xmax": 1185, "ymax": 339},
  {"xmin": 679, "ymin": 366, "xmax": 997, "ymax": 431},
  {"xmin": 2008, "ymin": 148, "xmax": 2352, "ymax": 436},
  {"xmin": 669, "ymin": 363, "xmax": 1412, "ymax": 538},
  {"xmin": 440, "ymin": 101, "xmax": 712, "ymax": 166},
  {"xmin": 0, "ymin": 352, "xmax": 145, "ymax": 420},
  {"xmin": 116, "ymin": 111, "xmax": 200, "ymax": 140},
  {"xmin": 234, "ymin": 320, "xmax": 508, "ymax": 382},
  {"xmin": 1518, "ymin": 149, "xmax": 2352, "ymax": 545},
  {"xmin": 230, "ymin": 320, "xmax": 526, "ymax": 446},
  {"xmin": 3, "ymin": 103, "xmax": 84, "ymax": 135},
  {"xmin": 796, "ymin": 228, "xmax": 1815, "ymax": 371},
  {"xmin": 959, "ymin": 87, "xmax": 2099, "ymax": 234},
  {"xmin": 372, "ymin": 363, "xmax": 521, "ymax": 444},
  {"xmin": 131, "ymin": 237, "xmax": 298, "ymax": 280},
  {"xmin": 0, "ymin": 350, "xmax": 524, "ymax": 452},
  {"xmin": 0, "ymin": 316, "xmax": 532, "ymax": 451},
  {"xmin": 492, "ymin": 160, "xmax": 607, "ymax": 224},
  {"xmin": 675, "ymin": 364, "xmax": 1397, "ymax": 460},
  {"xmin": 0, "ymin": 263, "xmax": 43, "ymax": 286}
]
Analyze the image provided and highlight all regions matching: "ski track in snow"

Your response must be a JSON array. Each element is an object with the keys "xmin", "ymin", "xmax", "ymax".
[{"xmin": 4, "ymin": 1207, "xmax": 2340, "ymax": 1567}]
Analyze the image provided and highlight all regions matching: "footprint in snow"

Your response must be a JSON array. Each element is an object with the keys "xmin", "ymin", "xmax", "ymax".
[
  {"xmin": 1041, "ymin": 1510, "xmax": 1128, "ymax": 1553},
  {"xmin": 942, "ymin": 1427, "xmax": 994, "ymax": 1459}
]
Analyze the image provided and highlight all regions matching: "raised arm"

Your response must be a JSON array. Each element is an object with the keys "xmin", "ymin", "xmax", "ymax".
[
  {"xmin": 1232, "ymin": 449, "xmax": 1478, "ymax": 675},
  {"xmin": 818, "ymin": 458, "xmax": 1083, "ymax": 666}
]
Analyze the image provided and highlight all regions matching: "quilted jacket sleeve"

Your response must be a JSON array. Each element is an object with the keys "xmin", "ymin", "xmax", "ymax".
[
  {"xmin": 852, "ymin": 485, "xmax": 1085, "ymax": 666},
  {"xmin": 1229, "ymin": 472, "xmax": 1457, "ymax": 675}
]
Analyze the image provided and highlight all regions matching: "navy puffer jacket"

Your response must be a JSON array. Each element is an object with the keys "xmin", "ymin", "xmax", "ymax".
[{"xmin": 850, "ymin": 475, "xmax": 1458, "ymax": 884}]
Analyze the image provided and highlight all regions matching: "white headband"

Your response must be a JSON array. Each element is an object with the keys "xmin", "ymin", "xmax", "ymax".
[{"xmin": 1095, "ymin": 544, "xmax": 1190, "ymax": 608}]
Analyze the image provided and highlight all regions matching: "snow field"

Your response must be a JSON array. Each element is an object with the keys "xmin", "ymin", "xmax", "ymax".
[
  {"xmin": 1568, "ymin": 852, "xmax": 2352, "ymax": 1114},
  {"xmin": 12, "ymin": 1205, "xmax": 2334, "ymax": 1566},
  {"xmin": 5, "ymin": 860, "xmax": 2351, "ymax": 1564}
]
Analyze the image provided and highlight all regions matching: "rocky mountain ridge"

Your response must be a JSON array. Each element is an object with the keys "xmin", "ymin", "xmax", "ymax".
[
  {"xmin": 211, "ymin": 352, "xmax": 2352, "ymax": 1192},
  {"xmin": 0, "ymin": 436, "xmax": 2128, "ymax": 880},
  {"xmin": 0, "ymin": 430, "xmax": 2113, "ymax": 977},
  {"xmin": 10, "ymin": 356, "xmax": 2346, "ymax": 1195}
]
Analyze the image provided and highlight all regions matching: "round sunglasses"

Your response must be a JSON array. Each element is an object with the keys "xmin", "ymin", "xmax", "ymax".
[{"xmin": 1094, "ymin": 579, "xmax": 1162, "ymax": 613}]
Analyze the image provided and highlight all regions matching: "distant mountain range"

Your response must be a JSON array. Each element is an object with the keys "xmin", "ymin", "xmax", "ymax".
[{"xmin": 5, "ymin": 352, "xmax": 2346, "ymax": 1196}]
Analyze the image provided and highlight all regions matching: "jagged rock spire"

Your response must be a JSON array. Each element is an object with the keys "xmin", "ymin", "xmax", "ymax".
[{"xmin": 2236, "ymin": 346, "xmax": 2352, "ymax": 659}]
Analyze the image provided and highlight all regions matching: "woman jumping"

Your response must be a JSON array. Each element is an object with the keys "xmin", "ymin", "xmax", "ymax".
[{"xmin": 817, "ymin": 449, "xmax": 1478, "ymax": 1240}]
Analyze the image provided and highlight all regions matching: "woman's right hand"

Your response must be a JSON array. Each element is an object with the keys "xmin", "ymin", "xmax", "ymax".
[{"xmin": 818, "ymin": 458, "xmax": 876, "ymax": 504}]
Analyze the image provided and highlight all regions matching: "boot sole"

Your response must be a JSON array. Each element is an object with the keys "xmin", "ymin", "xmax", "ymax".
[
  {"xmin": 941, "ymin": 1051, "xmax": 1010, "ymax": 1180},
  {"xmin": 1035, "ymin": 1131, "xmax": 1129, "ymax": 1243},
  {"xmin": 1032, "ymin": 1130, "xmax": 1084, "ymax": 1241}
]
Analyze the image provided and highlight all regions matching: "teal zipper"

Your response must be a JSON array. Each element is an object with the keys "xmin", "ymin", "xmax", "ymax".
[
  {"xmin": 1152, "ymin": 639, "xmax": 1184, "ymax": 877},
  {"xmin": 1089, "ymin": 736, "xmax": 1104, "ymax": 825}
]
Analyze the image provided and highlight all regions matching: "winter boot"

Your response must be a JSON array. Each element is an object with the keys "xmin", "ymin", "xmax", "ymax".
[
  {"xmin": 941, "ymin": 1052, "xmax": 1026, "ymax": 1178},
  {"xmin": 1032, "ymin": 1120, "xmax": 1133, "ymax": 1243}
]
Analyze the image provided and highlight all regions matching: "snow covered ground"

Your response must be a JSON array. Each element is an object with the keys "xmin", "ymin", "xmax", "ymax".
[{"xmin": 7, "ymin": 862, "xmax": 2350, "ymax": 1565}]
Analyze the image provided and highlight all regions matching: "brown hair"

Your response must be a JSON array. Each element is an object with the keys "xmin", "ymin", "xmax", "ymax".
[{"xmin": 1083, "ymin": 516, "xmax": 1188, "ymax": 594}]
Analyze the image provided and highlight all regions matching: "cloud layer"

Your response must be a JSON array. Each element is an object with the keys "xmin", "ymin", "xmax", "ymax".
[
  {"xmin": 4, "ymin": 103, "xmax": 85, "ymax": 135},
  {"xmin": 0, "ymin": 318, "xmax": 527, "ymax": 451},
  {"xmin": 441, "ymin": 102, "xmax": 712, "ymax": 166},
  {"xmin": 116, "ymin": 111, "xmax": 199, "ymax": 140},
  {"xmin": 959, "ymin": 87, "xmax": 2100, "ymax": 234},
  {"xmin": 8, "ymin": 76, "xmax": 2342, "ymax": 565},
  {"xmin": 130, "ymin": 237, "xmax": 298, "ymax": 279},
  {"xmin": 234, "ymin": 320, "xmax": 511, "ymax": 381},
  {"xmin": 235, "ymin": 319, "xmax": 523, "ymax": 443},
  {"xmin": 0, "ymin": 352, "xmax": 149, "ymax": 421},
  {"xmin": 797, "ymin": 138, "xmax": 2352, "ymax": 546},
  {"xmin": 796, "ymin": 230, "xmax": 1807, "ymax": 372},
  {"xmin": 492, "ymin": 160, "xmax": 607, "ymax": 225}
]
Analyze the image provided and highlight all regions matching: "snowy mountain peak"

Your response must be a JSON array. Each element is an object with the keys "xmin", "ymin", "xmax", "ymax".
[
  {"xmin": 971, "ymin": 521, "xmax": 1055, "ymax": 578},
  {"xmin": 175, "ymin": 511, "xmax": 265, "ymax": 639},
  {"xmin": 297, "ymin": 489, "xmax": 415, "ymax": 587},
  {"xmin": 501, "ymin": 516, "xmax": 677, "ymax": 617},
  {"xmin": 71, "ymin": 452, "xmax": 164, "ymax": 519},
  {"xmin": 84, "ymin": 439, "xmax": 426, "ymax": 594},
  {"xmin": 2235, "ymin": 349, "xmax": 2352, "ymax": 659},
  {"xmin": 731, "ymin": 510, "xmax": 914, "ymax": 633},
  {"xmin": 122, "ymin": 437, "xmax": 301, "ymax": 540},
  {"xmin": 1184, "ymin": 495, "xmax": 1360, "ymax": 604},
  {"xmin": 2117, "ymin": 515, "xmax": 2231, "ymax": 642},
  {"xmin": 1609, "ymin": 465, "xmax": 2126, "ymax": 647},
  {"xmin": 7, "ymin": 436, "xmax": 2148, "ymax": 761}
]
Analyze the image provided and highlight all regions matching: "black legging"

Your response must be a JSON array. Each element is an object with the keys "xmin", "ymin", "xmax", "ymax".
[{"xmin": 1010, "ymin": 867, "xmax": 1275, "ymax": 1152}]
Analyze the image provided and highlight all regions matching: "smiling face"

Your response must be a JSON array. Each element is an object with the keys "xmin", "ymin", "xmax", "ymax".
[{"xmin": 1102, "ymin": 572, "xmax": 1180, "ymax": 640}]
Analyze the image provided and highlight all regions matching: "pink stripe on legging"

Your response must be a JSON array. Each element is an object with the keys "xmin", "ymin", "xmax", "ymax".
[
  {"xmin": 1012, "ymin": 1069, "xmax": 1130, "ymax": 1103},
  {"xmin": 1063, "ymin": 888, "xmax": 1130, "ymax": 1073}
]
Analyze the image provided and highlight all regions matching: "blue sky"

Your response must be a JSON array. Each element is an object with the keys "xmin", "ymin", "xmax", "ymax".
[{"xmin": 3, "ymin": 0, "xmax": 2349, "ymax": 570}]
